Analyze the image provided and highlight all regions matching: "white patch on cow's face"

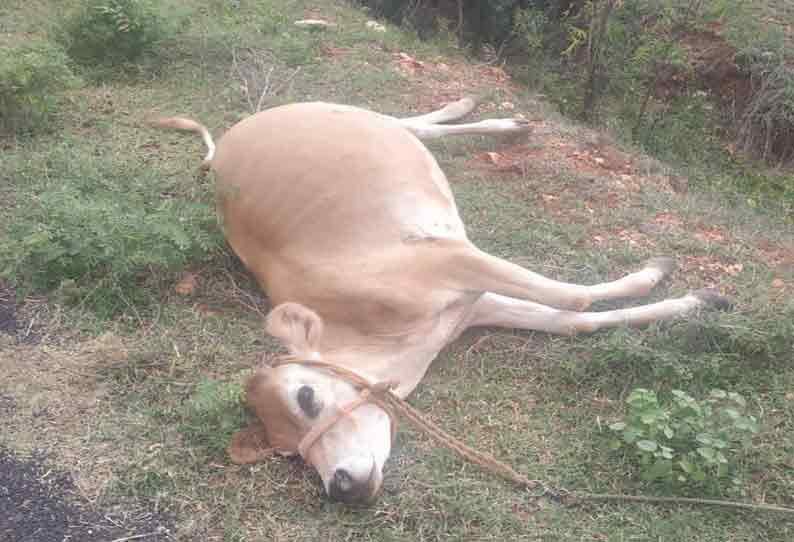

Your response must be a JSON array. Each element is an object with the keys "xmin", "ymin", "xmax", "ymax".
[{"xmin": 270, "ymin": 365, "xmax": 393, "ymax": 502}]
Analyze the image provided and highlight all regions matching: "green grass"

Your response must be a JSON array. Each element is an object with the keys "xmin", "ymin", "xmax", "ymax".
[{"xmin": 1, "ymin": 1, "xmax": 793, "ymax": 541}]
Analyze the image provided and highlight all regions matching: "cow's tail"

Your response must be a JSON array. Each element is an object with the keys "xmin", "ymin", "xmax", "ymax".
[{"xmin": 149, "ymin": 116, "xmax": 216, "ymax": 169}]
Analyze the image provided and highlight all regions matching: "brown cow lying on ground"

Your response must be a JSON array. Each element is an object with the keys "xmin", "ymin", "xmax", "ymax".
[{"xmin": 154, "ymin": 98, "xmax": 730, "ymax": 503}]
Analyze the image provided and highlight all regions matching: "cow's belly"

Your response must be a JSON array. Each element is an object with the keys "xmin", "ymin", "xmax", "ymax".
[{"xmin": 212, "ymin": 102, "xmax": 468, "ymax": 259}]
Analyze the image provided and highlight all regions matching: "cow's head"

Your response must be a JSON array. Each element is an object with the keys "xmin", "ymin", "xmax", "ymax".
[{"xmin": 227, "ymin": 303, "xmax": 393, "ymax": 503}]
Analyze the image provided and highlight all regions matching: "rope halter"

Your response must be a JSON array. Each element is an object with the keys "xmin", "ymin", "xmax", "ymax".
[{"xmin": 269, "ymin": 357, "xmax": 399, "ymax": 460}]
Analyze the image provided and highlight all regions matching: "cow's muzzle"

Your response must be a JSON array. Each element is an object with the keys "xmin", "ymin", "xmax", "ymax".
[{"xmin": 328, "ymin": 459, "xmax": 382, "ymax": 504}]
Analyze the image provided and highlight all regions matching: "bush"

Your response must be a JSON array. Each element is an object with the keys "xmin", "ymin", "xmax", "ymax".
[
  {"xmin": 57, "ymin": 0, "xmax": 172, "ymax": 71},
  {"xmin": 0, "ymin": 39, "xmax": 80, "ymax": 133},
  {"xmin": 609, "ymin": 388, "xmax": 759, "ymax": 491},
  {"xmin": 0, "ymin": 148, "xmax": 222, "ymax": 317}
]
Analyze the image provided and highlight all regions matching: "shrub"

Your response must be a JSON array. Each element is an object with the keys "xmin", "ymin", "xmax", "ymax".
[
  {"xmin": 0, "ymin": 39, "xmax": 80, "ymax": 133},
  {"xmin": 0, "ymin": 148, "xmax": 222, "ymax": 317},
  {"xmin": 719, "ymin": 2, "xmax": 794, "ymax": 165},
  {"xmin": 609, "ymin": 388, "xmax": 759, "ymax": 490},
  {"xmin": 57, "ymin": 0, "xmax": 172, "ymax": 70}
]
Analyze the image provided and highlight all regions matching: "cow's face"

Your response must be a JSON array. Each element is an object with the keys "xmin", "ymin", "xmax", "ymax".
[{"xmin": 227, "ymin": 303, "xmax": 393, "ymax": 503}]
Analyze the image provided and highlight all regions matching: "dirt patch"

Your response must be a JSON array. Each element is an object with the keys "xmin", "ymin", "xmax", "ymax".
[
  {"xmin": 468, "ymin": 127, "xmax": 651, "ymax": 189},
  {"xmin": 0, "ymin": 337, "xmax": 129, "ymax": 499},
  {"xmin": 678, "ymin": 254, "xmax": 744, "ymax": 293},
  {"xmin": 591, "ymin": 227, "xmax": 657, "ymax": 251},
  {"xmin": 388, "ymin": 51, "xmax": 523, "ymax": 115},
  {"xmin": 0, "ymin": 448, "xmax": 173, "ymax": 542},
  {"xmin": 756, "ymin": 238, "xmax": 794, "ymax": 271},
  {"xmin": 679, "ymin": 24, "xmax": 794, "ymax": 163},
  {"xmin": 679, "ymin": 26, "xmax": 750, "ymax": 106}
]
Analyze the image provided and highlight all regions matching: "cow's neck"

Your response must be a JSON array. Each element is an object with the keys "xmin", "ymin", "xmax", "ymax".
[{"xmin": 319, "ymin": 301, "xmax": 475, "ymax": 398}]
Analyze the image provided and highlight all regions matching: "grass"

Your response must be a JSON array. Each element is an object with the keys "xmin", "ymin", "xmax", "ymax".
[{"xmin": 1, "ymin": 0, "xmax": 793, "ymax": 541}]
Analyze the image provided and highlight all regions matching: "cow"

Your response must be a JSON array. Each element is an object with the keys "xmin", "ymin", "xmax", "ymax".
[{"xmin": 152, "ymin": 98, "xmax": 730, "ymax": 504}]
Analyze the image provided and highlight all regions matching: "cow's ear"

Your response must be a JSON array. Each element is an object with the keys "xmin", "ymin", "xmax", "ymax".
[
  {"xmin": 265, "ymin": 303, "xmax": 324, "ymax": 359},
  {"xmin": 227, "ymin": 420, "xmax": 272, "ymax": 464},
  {"xmin": 228, "ymin": 369, "xmax": 273, "ymax": 464}
]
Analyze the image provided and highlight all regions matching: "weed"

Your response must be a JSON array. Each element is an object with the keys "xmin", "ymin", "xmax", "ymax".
[
  {"xmin": 56, "ymin": 0, "xmax": 176, "ymax": 75},
  {"xmin": 561, "ymin": 302, "xmax": 794, "ymax": 398},
  {"xmin": 177, "ymin": 377, "xmax": 246, "ymax": 457},
  {"xmin": 512, "ymin": 7, "xmax": 548, "ymax": 57},
  {"xmin": 609, "ymin": 388, "xmax": 759, "ymax": 491},
  {"xmin": 0, "ymin": 145, "xmax": 222, "ymax": 317},
  {"xmin": 0, "ymin": 39, "xmax": 80, "ymax": 133}
]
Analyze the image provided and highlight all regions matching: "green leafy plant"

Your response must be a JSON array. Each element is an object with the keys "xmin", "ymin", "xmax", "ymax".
[
  {"xmin": 0, "ymin": 149, "xmax": 222, "ymax": 317},
  {"xmin": 0, "ymin": 39, "xmax": 80, "ymax": 133},
  {"xmin": 178, "ymin": 378, "xmax": 246, "ymax": 456},
  {"xmin": 513, "ymin": 7, "xmax": 548, "ymax": 55},
  {"xmin": 57, "ymin": 0, "xmax": 173, "ymax": 71},
  {"xmin": 609, "ymin": 388, "xmax": 760, "ymax": 489}
]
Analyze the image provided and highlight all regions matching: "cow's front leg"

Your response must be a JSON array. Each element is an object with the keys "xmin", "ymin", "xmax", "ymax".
[
  {"xmin": 400, "ymin": 96, "xmax": 479, "ymax": 124},
  {"xmin": 381, "ymin": 96, "xmax": 531, "ymax": 140},
  {"xmin": 465, "ymin": 289, "xmax": 732, "ymax": 336},
  {"xmin": 400, "ymin": 118, "xmax": 531, "ymax": 140}
]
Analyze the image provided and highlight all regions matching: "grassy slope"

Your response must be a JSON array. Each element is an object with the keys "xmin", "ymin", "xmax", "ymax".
[{"xmin": 1, "ymin": 1, "xmax": 793, "ymax": 541}]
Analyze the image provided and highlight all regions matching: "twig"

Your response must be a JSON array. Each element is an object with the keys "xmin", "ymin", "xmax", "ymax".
[
  {"xmin": 23, "ymin": 313, "xmax": 36, "ymax": 338},
  {"xmin": 231, "ymin": 48, "xmax": 301, "ymax": 113},
  {"xmin": 225, "ymin": 270, "xmax": 267, "ymax": 318},
  {"xmin": 104, "ymin": 514, "xmax": 125, "ymax": 529},
  {"xmin": 231, "ymin": 49, "xmax": 254, "ymax": 113},
  {"xmin": 255, "ymin": 66, "xmax": 275, "ymax": 113},
  {"xmin": 109, "ymin": 530, "xmax": 163, "ymax": 542},
  {"xmin": 272, "ymin": 67, "xmax": 302, "ymax": 103},
  {"xmin": 464, "ymin": 332, "xmax": 498, "ymax": 360}
]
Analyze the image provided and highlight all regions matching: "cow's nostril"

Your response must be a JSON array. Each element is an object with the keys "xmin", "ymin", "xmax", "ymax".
[
  {"xmin": 329, "ymin": 468, "xmax": 367, "ymax": 503},
  {"xmin": 333, "ymin": 469, "xmax": 353, "ymax": 492},
  {"xmin": 327, "ymin": 460, "xmax": 382, "ymax": 504}
]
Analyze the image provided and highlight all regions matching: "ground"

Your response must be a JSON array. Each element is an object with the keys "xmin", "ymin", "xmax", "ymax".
[
  {"xmin": 0, "ymin": 449, "xmax": 172, "ymax": 542},
  {"xmin": 1, "ymin": 1, "xmax": 793, "ymax": 541}
]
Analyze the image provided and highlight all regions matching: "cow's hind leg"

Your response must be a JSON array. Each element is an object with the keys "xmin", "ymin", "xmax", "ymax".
[
  {"xmin": 466, "ymin": 289, "xmax": 732, "ymax": 336},
  {"xmin": 446, "ymin": 244, "xmax": 677, "ymax": 311}
]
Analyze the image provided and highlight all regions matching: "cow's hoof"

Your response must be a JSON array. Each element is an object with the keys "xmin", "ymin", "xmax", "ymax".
[
  {"xmin": 691, "ymin": 288, "xmax": 734, "ymax": 311},
  {"xmin": 509, "ymin": 118, "xmax": 531, "ymax": 130},
  {"xmin": 458, "ymin": 96, "xmax": 479, "ymax": 114},
  {"xmin": 644, "ymin": 256, "xmax": 677, "ymax": 277}
]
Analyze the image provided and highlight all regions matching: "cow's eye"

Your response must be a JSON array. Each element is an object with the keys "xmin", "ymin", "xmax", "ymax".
[{"xmin": 297, "ymin": 385, "xmax": 321, "ymax": 418}]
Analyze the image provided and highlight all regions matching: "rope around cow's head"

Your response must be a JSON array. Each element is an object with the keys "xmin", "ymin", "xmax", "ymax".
[
  {"xmin": 262, "ymin": 355, "xmax": 794, "ymax": 515},
  {"xmin": 269, "ymin": 356, "xmax": 400, "ymax": 459}
]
